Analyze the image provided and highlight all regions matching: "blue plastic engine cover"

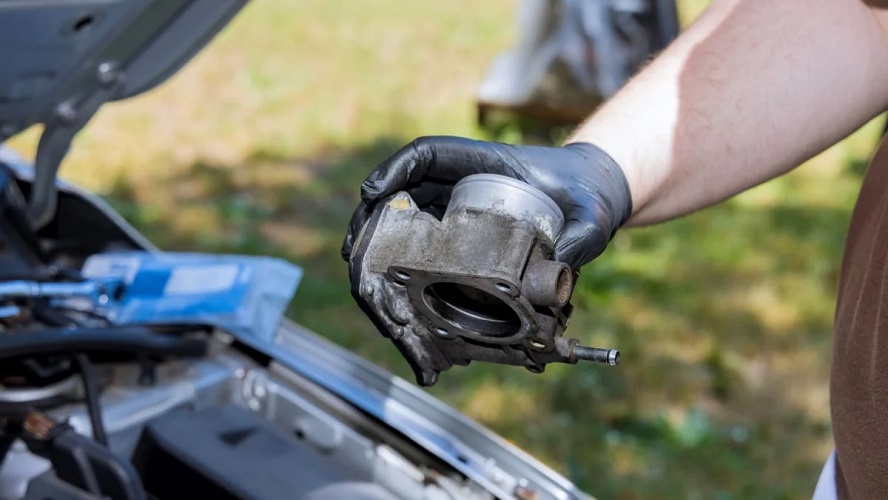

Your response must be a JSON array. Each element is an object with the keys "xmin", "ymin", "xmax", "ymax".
[{"xmin": 81, "ymin": 251, "xmax": 302, "ymax": 343}]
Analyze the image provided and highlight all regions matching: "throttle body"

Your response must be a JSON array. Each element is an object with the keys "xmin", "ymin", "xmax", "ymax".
[{"xmin": 349, "ymin": 174, "xmax": 619, "ymax": 386}]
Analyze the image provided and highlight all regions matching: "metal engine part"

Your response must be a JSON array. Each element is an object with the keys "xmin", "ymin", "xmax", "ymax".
[
  {"xmin": 0, "ymin": 336, "xmax": 493, "ymax": 500},
  {"xmin": 351, "ymin": 174, "xmax": 619, "ymax": 386}
]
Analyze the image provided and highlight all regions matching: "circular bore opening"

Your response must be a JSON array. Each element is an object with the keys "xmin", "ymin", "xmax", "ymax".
[
  {"xmin": 393, "ymin": 270, "xmax": 411, "ymax": 282},
  {"xmin": 555, "ymin": 267, "xmax": 573, "ymax": 305},
  {"xmin": 495, "ymin": 282, "xmax": 512, "ymax": 293},
  {"xmin": 423, "ymin": 282, "xmax": 521, "ymax": 338}
]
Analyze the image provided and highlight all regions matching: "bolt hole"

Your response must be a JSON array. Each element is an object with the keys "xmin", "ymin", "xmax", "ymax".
[
  {"xmin": 495, "ymin": 282, "xmax": 512, "ymax": 293},
  {"xmin": 293, "ymin": 428, "xmax": 305, "ymax": 440},
  {"xmin": 435, "ymin": 327, "xmax": 450, "ymax": 338},
  {"xmin": 72, "ymin": 15, "xmax": 95, "ymax": 33},
  {"xmin": 394, "ymin": 270, "xmax": 411, "ymax": 281}
]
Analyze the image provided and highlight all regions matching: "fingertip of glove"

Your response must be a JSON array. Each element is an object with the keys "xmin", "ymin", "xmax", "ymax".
[
  {"xmin": 340, "ymin": 234, "xmax": 353, "ymax": 262},
  {"xmin": 552, "ymin": 245, "xmax": 584, "ymax": 272},
  {"xmin": 342, "ymin": 201, "xmax": 373, "ymax": 262},
  {"xmin": 360, "ymin": 181, "xmax": 380, "ymax": 202},
  {"xmin": 553, "ymin": 243, "xmax": 605, "ymax": 272},
  {"xmin": 553, "ymin": 219, "xmax": 610, "ymax": 270}
]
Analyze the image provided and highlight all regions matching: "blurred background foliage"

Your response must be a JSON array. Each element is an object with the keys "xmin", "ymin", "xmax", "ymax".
[{"xmin": 7, "ymin": 0, "xmax": 885, "ymax": 498}]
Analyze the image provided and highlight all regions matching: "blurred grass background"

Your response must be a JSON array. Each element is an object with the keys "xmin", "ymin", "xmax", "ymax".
[{"xmin": 7, "ymin": 0, "xmax": 885, "ymax": 498}]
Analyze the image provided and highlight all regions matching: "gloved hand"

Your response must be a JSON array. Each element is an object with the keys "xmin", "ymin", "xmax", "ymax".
[{"xmin": 341, "ymin": 136, "xmax": 633, "ymax": 270}]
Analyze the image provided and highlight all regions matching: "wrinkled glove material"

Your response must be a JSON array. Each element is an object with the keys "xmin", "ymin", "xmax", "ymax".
[{"xmin": 342, "ymin": 136, "xmax": 633, "ymax": 271}]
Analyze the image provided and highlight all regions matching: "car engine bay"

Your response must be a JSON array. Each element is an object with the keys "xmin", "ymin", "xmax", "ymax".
[
  {"xmin": 0, "ymin": 1, "xmax": 590, "ymax": 497},
  {"xmin": 0, "ymin": 164, "xmax": 509, "ymax": 499}
]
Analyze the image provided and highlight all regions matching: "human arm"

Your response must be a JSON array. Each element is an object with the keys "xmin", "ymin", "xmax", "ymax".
[
  {"xmin": 343, "ymin": 0, "xmax": 888, "ymax": 268},
  {"xmin": 569, "ymin": 0, "xmax": 888, "ymax": 225}
]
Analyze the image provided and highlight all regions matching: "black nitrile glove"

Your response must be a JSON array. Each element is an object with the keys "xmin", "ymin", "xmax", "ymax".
[{"xmin": 341, "ymin": 136, "xmax": 633, "ymax": 270}]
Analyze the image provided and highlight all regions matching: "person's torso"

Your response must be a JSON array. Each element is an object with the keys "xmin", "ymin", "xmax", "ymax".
[{"xmin": 832, "ymin": 136, "xmax": 888, "ymax": 498}]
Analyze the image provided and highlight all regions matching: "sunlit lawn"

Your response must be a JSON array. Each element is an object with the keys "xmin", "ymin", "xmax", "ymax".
[{"xmin": 8, "ymin": 0, "xmax": 883, "ymax": 497}]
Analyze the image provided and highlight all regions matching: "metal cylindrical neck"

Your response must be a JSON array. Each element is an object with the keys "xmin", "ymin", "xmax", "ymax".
[{"xmin": 446, "ymin": 174, "xmax": 564, "ymax": 241}]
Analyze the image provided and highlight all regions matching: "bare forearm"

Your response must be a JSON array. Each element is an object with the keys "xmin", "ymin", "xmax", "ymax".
[{"xmin": 568, "ymin": 0, "xmax": 888, "ymax": 226}]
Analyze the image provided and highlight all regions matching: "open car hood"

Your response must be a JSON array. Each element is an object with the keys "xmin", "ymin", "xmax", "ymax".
[{"xmin": 0, "ymin": 0, "xmax": 248, "ymax": 228}]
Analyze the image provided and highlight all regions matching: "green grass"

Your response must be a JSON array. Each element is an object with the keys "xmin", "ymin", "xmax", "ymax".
[{"xmin": 7, "ymin": 0, "xmax": 883, "ymax": 497}]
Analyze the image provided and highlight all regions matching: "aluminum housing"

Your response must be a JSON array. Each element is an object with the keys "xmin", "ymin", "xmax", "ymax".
[{"xmin": 351, "ymin": 174, "xmax": 616, "ymax": 386}]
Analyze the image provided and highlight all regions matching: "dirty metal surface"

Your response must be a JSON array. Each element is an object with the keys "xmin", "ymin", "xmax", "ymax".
[{"xmin": 350, "ymin": 176, "xmax": 617, "ymax": 386}]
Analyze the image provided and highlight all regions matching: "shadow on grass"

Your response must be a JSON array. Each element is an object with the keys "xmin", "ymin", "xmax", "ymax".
[{"xmin": 101, "ymin": 136, "xmax": 860, "ymax": 499}]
